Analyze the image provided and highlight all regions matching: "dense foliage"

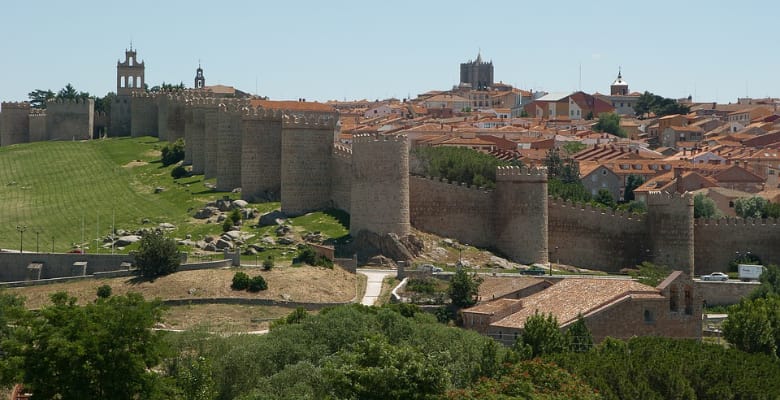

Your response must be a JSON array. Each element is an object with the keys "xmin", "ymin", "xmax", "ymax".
[
  {"xmin": 295, "ymin": 245, "xmax": 333, "ymax": 268},
  {"xmin": 734, "ymin": 196, "xmax": 780, "ymax": 219},
  {"xmin": 448, "ymin": 268, "xmax": 483, "ymax": 308},
  {"xmin": 693, "ymin": 193, "xmax": 722, "ymax": 218},
  {"xmin": 135, "ymin": 231, "xmax": 180, "ymax": 278},
  {"xmin": 634, "ymin": 91, "xmax": 691, "ymax": 118},
  {"xmin": 411, "ymin": 146, "xmax": 509, "ymax": 189},
  {"xmin": 593, "ymin": 113, "xmax": 626, "ymax": 138},
  {"xmin": 161, "ymin": 139, "xmax": 186, "ymax": 167},
  {"xmin": 623, "ymin": 174, "xmax": 644, "ymax": 202}
]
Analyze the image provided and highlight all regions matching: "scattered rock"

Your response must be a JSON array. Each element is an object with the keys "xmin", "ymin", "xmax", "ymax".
[
  {"xmin": 367, "ymin": 255, "xmax": 396, "ymax": 267},
  {"xmin": 277, "ymin": 236, "xmax": 295, "ymax": 245},
  {"xmin": 114, "ymin": 235, "xmax": 141, "ymax": 247},
  {"xmin": 185, "ymin": 234, "xmax": 192, "ymax": 239},
  {"xmin": 204, "ymin": 235, "xmax": 215, "ymax": 243},
  {"xmin": 232, "ymin": 199, "xmax": 249, "ymax": 209},
  {"xmin": 215, "ymin": 238, "xmax": 233, "ymax": 250},
  {"xmin": 249, "ymin": 244, "xmax": 265, "ymax": 252},
  {"xmin": 304, "ymin": 232, "xmax": 324, "ymax": 243},
  {"xmin": 259, "ymin": 210, "xmax": 287, "ymax": 227},
  {"xmin": 242, "ymin": 247, "xmax": 257, "ymax": 255},
  {"xmin": 204, "ymin": 243, "xmax": 217, "ymax": 252},
  {"xmin": 216, "ymin": 214, "xmax": 227, "ymax": 222},
  {"xmin": 223, "ymin": 230, "xmax": 242, "ymax": 240},
  {"xmin": 154, "ymin": 187, "xmax": 165, "ymax": 194},
  {"xmin": 281, "ymin": 293, "xmax": 292, "ymax": 301},
  {"xmin": 275, "ymin": 225, "xmax": 291, "ymax": 236},
  {"xmin": 158, "ymin": 222, "xmax": 176, "ymax": 230},
  {"xmin": 141, "ymin": 218, "xmax": 151, "ymax": 224},
  {"xmin": 194, "ymin": 206, "xmax": 219, "ymax": 219},
  {"xmin": 442, "ymin": 238, "xmax": 454, "ymax": 247},
  {"xmin": 261, "ymin": 237, "xmax": 276, "ymax": 246},
  {"xmin": 231, "ymin": 188, "xmax": 241, "ymax": 193}
]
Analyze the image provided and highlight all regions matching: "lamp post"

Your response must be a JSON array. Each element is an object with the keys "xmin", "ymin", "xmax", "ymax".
[
  {"xmin": 33, "ymin": 228, "xmax": 43, "ymax": 253},
  {"xmin": 16, "ymin": 225, "xmax": 27, "ymax": 253}
]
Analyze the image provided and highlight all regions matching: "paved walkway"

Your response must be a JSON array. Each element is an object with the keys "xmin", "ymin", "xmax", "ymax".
[{"xmin": 358, "ymin": 269, "xmax": 396, "ymax": 306}]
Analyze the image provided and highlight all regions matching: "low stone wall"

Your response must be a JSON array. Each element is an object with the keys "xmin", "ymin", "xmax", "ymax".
[
  {"xmin": 695, "ymin": 280, "xmax": 759, "ymax": 306},
  {"xmin": 161, "ymin": 297, "xmax": 355, "ymax": 310},
  {"xmin": 0, "ymin": 252, "xmax": 135, "ymax": 282}
]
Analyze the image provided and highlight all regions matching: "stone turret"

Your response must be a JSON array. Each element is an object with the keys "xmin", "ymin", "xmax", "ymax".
[
  {"xmin": 647, "ymin": 191, "xmax": 694, "ymax": 275},
  {"xmin": 130, "ymin": 91, "xmax": 158, "ymax": 138},
  {"xmin": 350, "ymin": 134, "xmax": 410, "ymax": 237},
  {"xmin": 202, "ymin": 100, "xmax": 219, "ymax": 179},
  {"xmin": 280, "ymin": 112, "xmax": 337, "ymax": 216},
  {"xmin": 493, "ymin": 166, "xmax": 549, "ymax": 264},
  {"xmin": 0, "ymin": 102, "xmax": 31, "ymax": 146},
  {"xmin": 241, "ymin": 106, "xmax": 284, "ymax": 201},
  {"xmin": 215, "ymin": 100, "xmax": 245, "ymax": 191}
]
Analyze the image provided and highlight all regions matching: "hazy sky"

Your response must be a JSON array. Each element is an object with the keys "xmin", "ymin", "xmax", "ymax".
[{"xmin": 1, "ymin": 0, "xmax": 777, "ymax": 104}]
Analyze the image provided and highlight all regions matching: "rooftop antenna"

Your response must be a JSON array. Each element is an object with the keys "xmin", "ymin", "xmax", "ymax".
[{"xmin": 129, "ymin": 39, "xmax": 133, "ymax": 51}]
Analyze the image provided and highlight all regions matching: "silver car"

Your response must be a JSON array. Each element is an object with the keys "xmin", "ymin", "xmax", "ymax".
[{"xmin": 701, "ymin": 272, "xmax": 728, "ymax": 281}]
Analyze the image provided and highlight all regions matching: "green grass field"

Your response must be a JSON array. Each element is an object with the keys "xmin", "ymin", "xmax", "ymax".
[{"xmin": 0, "ymin": 137, "xmax": 348, "ymax": 255}]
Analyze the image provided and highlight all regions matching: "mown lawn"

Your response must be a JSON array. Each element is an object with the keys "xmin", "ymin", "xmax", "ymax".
[{"xmin": 0, "ymin": 137, "xmax": 348, "ymax": 254}]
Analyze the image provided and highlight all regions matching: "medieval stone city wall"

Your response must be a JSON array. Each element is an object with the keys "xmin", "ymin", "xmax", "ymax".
[
  {"xmin": 111, "ymin": 95, "xmax": 131, "ymax": 136},
  {"xmin": 188, "ymin": 102, "xmax": 207, "ymax": 174},
  {"xmin": 203, "ymin": 103, "xmax": 219, "ymax": 179},
  {"xmin": 45, "ymin": 98, "xmax": 94, "ymax": 141},
  {"xmin": 0, "ymin": 102, "xmax": 31, "ymax": 146},
  {"xmin": 28, "ymin": 109, "xmax": 47, "ymax": 143},
  {"xmin": 330, "ymin": 144, "xmax": 353, "ymax": 212},
  {"xmin": 130, "ymin": 92, "xmax": 158, "ymax": 138},
  {"xmin": 548, "ymin": 200, "xmax": 649, "ymax": 273},
  {"xmin": 241, "ymin": 107, "xmax": 284, "ymax": 202},
  {"xmin": 280, "ymin": 113, "xmax": 337, "ymax": 216},
  {"xmin": 93, "ymin": 111, "xmax": 108, "ymax": 138},
  {"xmin": 647, "ymin": 192, "xmax": 695, "ymax": 274},
  {"xmin": 694, "ymin": 218, "xmax": 780, "ymax": 274},
  {"xmin": 493, "ymin": 166, "xmax": 548, "ymax": 264},
  {"xmin": 159, "ymin": 93, "xmax": 186, "ymax": 142},
  {"xmin": 350, "ymin": 134, "xmax": 410, "ymax": 237},
  {"xmin": 409, "ymin": 176, "xmax": 496, "ymax": 249},
  {"xmin": 216, "ymin": 100, "xmax": 246, "ymax": 191}
]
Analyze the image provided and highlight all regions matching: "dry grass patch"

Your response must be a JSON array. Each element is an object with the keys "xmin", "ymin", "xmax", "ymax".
[
  {"xmin": 161, "ymin": 304, "xmax": 296, "ymax": 332},
  {"xmin": 12, "ymin": 265, "xmax": 359, "ymax": 308}
]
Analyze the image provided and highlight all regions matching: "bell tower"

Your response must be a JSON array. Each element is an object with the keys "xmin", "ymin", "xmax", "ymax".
[
  {"xmin": 116, "ymin": 44, "xmax": 145, "ymax": 96},
  {"xmin": 610, "ymin": 67, "xmax": 629, "ymax": 96},
  {"xmin": 194, "ymin": 62, "xmax": 205, "ymax": 89}
]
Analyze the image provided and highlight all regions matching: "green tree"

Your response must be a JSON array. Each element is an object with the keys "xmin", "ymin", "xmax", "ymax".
[
  {"xmin": 545, "ymin": 148, "xmax": 580, "ymax": 184},
  {"xmin": 735, "ymin": 196, "xmax": 769, "ymax": 219},
  {"xmin": 169, "ymin": 355, "xmax": 217, "ymax": 400},
  {"xmin": 96, "ymin": 284, "xmax": 112, "ymax": 299},
  {"xmin": 448, "ymin": 268, "xmax": 483, "ymax": 308},
  {"xmin": 750, "ymin": 264, "xmax": 780, "ymax": 300},
  {"xmin": 514, "ymin": 312, "xmax": 568, "ymax": 359},
  {"xmin": 548, "ymin": 178, "xmax": 590, "ymax": 203},
  {"xmin": 247, "ymin": 275, "xmax": 268, "ymax": 292},
  {"xmin": 135, "ymin": 231, "xmax": 180, "ymax": 278},
  {"xmin": 11, "ymin": 292, "xmax": 169, "ymax": 399},
  {"xmin": 411, "ymin": 146, "xmax": 508, "ymax": 189},
  {"xmin": 767, "ymin": 202, "xmax": 780, "ymax": 218},
  {"xmin": 617, "ymin": 200, "xmax": 647, "ymax": 214},
  {"xmin": 27, "ymin": 89, "xmax": 55, "ymax": 108},
  {"xmin": 0, "ymin": 291, "xmax": 26, "ymax": 386},
  {"xmin": 229, "ymin": 209, "xmax": 242, "ymax": 226},
  {"xmin": 231, "ymin": 271, "xmax": 251, "ymax": 290},
  {"xmin": 623, "ymin": 174, "xmax": 644, "ymax": 202},
  {"xmin": 634, "ymin": 91, "xmax": 690, "ymax": 118},
  {"xmin": 562, "ymin": 141, "xmax": 586, "ymax": 156},
  {"xmin": 593, "ymin": 189, "xmax": 616, "ymax": 209},
  {"xmin": 693, "ymin": 193, "xmax": 721, "ymax": 218},
  {"xmin": 592, "ymin": 112, "xmax": 626, "ymax": 138},
  {"xmin": 171, "ymin": 165, "xmax": 187, "ymax": 179},
  {"xmin": 566, "ymin": 314, "xmax": 594, "ymax": 353},
  {"xmin": 262, "ymin": 256, "xmax": 274, "ymax": 271},
  {"xmin": 161, "ymin": 138, "xmax": 186, "ymax": 166},
  {"xmin": 723, "ymin": 295, "xmax": 780, "ymax": 358},
  {"xmin": 629, "ymin": 262, "xmax": 671, "ymax": 286}
]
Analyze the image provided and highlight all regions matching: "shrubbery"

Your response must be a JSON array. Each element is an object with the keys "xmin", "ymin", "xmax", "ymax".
[
  {"xmin": 135, "ymin": 231, "xmax": 180, "ymax": 279},
  {"xmin": 296, "ymin": 246, "xmax": 333, "ymax": 268},
  {"xmin": 161, "ymin": 138, "xmax": 185, "ymax": 166},
  {"xmin": 170, "ymin": 165, "xmax": 187, "ymax": 179},
  {"xmin": 231, "ymin": 271, "xmax": 267, "ymax": 292}
]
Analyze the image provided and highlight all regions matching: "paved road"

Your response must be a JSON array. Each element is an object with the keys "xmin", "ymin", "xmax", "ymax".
[{"xmin": 358, "ymin": 269, "xmax": 396, "ymax": 306}]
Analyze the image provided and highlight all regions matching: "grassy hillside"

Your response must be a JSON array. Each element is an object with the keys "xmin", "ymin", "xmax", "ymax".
[{"xmin": 0, "ymin": 137, "xmax": 347, "ymax": 254}]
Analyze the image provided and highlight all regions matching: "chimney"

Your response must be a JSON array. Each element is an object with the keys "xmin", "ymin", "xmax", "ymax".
[{"xmin": 674, "ymin": 167, "xmax": 685, "ymax": 193}]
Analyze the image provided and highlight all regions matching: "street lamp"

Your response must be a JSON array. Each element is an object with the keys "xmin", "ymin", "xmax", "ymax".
[
  {"xmin": 16, "ymin": 225, "xmax": 26, "ymax": 253},
  {"xmin": 33, "ymin": 227, "xmax": 43, "ymax": 253}
]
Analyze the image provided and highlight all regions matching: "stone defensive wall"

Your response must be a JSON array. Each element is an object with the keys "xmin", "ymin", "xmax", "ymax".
[
  {"xmin": 695, "ymin": 280, "xmax": 760, "ymax": 306},
  {"xmin": 241, "ymin": 106, "xmax": 284, "ymax": 202},
  {"xmin": 280, "ymin": 112, "xmax": 338, "ymax": 216},
  {"xmin": 409, "ymin": 176, "xmax": 497, "ymax": 250},
  {"xmin": 216, "ymin": 99, "xmax": 248, "ymax": 191},
  {"xmin": 0, "ymin": 101, "xmax": 31, "ymax": 146},
  {"xmin": 350, "ymin": 134, "xmax": 410, "ymax": 237},
  {"xmin": 330, "ymin": 143, "xmax": 353, "ymax": 212},
  {"xmin": 548, "ymin": 199, "xmax": 649, "ymax": 273},
  {"xmin": 130, "ymin": 91, "xmax": 159, "ymax": 138},
  {"xmin": 203, "ymin": 102, "xmax": 220, "ymax": 179},
  {"xmin": 493, "ymin": 166, "xmax": 548, "ymax": 264},
  {"xmin": 111, "ymin": 94, "xmax": 132, "ymax": 136},
  {"xmin": 694, "ymin": 217, "xmax": 780, "ymax": 274},
  {"xmin": 157, "ymin": 92, "xmax": 187, "ymax": 142},
  {"xmin": 647, "ymin": 191, "xmax": 694, "ymax": 274},
  {"xmin": 28, "ymin": 108, "xmax": 47, "ymax": 143},
  {"xmin": 45, "ymin": 98, "xmax": 94, "ymax": 141},
  {"xmin": 0, "ymin": 252, "xmax": 134, "ymax": 283}
]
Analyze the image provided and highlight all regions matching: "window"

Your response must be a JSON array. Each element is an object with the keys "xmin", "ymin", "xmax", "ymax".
[
  {"xmin": 670, "ymin": 286, "xmax": 679, "ymax": 312},
  {"xmin": 644, "ymin": 309, "xmax": 654, "ymax": 323},
  {"xmin": 684, "ymin": 287, "xmax": 693, "ymax": 315}
]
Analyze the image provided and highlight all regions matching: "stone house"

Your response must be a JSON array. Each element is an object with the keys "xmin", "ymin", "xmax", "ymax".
[{"xmin": 463, "ymin": 272, "xmax": 701, "ymax": 345}]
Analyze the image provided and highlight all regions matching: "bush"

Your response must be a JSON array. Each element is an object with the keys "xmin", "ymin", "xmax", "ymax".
[
  {"xmin": 262, "ymin": 256, "xmax": 274, "ymax": 271},
  {"xmin": 96, "ymin": 285, "xmax": 112, "ymax": 299},
  {"xmin": 295, "ymin": 246, "xmax": 333, "ymax": 268},
  {"xmin": 161, "ymin": 138, "xmax": 185, "ymax": 166},
  {"xmin": 229, "ymin": 209, "xmax": 241, "ymax": 225},
  {"xmin": 222, "ymin": 219, "xmax": 233, "ymax": 233},
  {"xmin": 406, "ymin": 278, "xmax": 437, "ymax": 295},
  {"xmin": 171, "ymin": 165, "xmax": 187, "ymax": 179},
  {"xmin": 247, "ymin": 275, "xmax": 268, "ymax": 292},
  {"xmin": 135, "ymin": 231, "xmax": 180, "ymax": 279},
  {"xmin": 231, "ymin": 271, "xmax": 250, "ymax": 290}
]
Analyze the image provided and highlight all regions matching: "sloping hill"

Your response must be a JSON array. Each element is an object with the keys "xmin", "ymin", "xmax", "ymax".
[{"xmin": 0, "ymin": 137, "xmax": 236, "ymax": 252}]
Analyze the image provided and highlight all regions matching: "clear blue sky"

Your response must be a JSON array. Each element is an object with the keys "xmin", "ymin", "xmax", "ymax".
[{"xmin": 1, "ymin": 0, "xmax": 777, "ymax": 104}]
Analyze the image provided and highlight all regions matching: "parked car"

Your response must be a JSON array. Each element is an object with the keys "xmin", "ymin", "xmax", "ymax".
[
  {"xmin": 521, "ymin": 265, "xmax": 547, "ymax": 276},
  {"xmin": 701, "ymin": 272, "xmax": 728, "ymax": 281}
]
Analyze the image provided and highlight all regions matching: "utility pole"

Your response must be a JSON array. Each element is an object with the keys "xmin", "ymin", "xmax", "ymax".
[
  {"xmin": 16, "ymin": 225, "xmax": 27, "ymax": 253},
  {"xmin": 33, "ymin": 227, "xmax": 43, "ymax": 253}
]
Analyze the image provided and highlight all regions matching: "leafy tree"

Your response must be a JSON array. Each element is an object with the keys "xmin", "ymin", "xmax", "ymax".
[
  {"xmin": 593, "ymin": 189, "xmax": 616, "ymax": 209},
  {"xmin": 171, "ymin": 165, "xmax": 187, "ymax": 179},
  {"xmin": 634, "ymin": 91, "xmax": 690, "ymax": 118},
  {"xmin": 94, "ymin": 92, "xmax": 114, "ymax": 114},
  {"xmin": 270, "ymin": 307, "xmax": 309, "ymax": 329},
  {"xmin": 448, "ymin": 268, "xmax": 483, "ymax": 308},
  {"xmin": 735, "ymin": 196, "xmax": 769, "ymax": 219},
  {"xmin": 767, "ymin": 202, "xmax": 780, "ymax": 218},
  {"xmin": 262, "ymin": 256, "xmax": 274, "ymax": 271},
  {"xmin": 96, "ymin": 284, "xmax": 112, "ymax": 299},
  {"xmin": 548, "ymin": 178, "xmax": 591, "ymax": 203},
  {"xmin": 57, "ymin": 83, "xmax": 85, "ymax": 100},
  {"xmin": 629, "ymin": 262, "xmax": 671, "ymax": 286},
  {"xmin": 623, "ymin": 174, "xmax": 644, "ymax": 202},
  {"xmin": 411, "ymin": 146, "xmax": 508, "ymax": 189},
  {"xmin": 562, "ymin": 141, "xmax": 586, "ymax": 156},
  {"xmin": 566, "ymin": 314, "xmax": 594, "ymax": 353},
  {"xmin": 729, "ymin": 252, "xmax": 762, "ymax": 273},
  {"xmin": 222, "ymin": 219, "xmax": 233, "ymax": 233},
  {"xmin": 723, "ymin": 295, "xmax": 780, "ymax": 358},
  {"xmin": 693, "ymin": 193, "xmax": 721, "ymax": 218},
  {"xmin": 10, "ymin": 292, "xmax": 169, "ymax": 399},
  {"xmin": 750, "ymin": 264, "xmax": 780, "ymax": 300},
  {"xmin": 616, "ymin": 200, "xmax": 647, "ymax": 214},
  {"xmin": 592, "ymin": 112, "xmax": 626, "ymax": 138},
  {"xmin": 135, "ymin": 231, "xmax": 180, "ymax": 278},
  {"xmin": 514, "ymin": 311, "xmax": 568, "ymax": 359},
  {"xmin": 544, "ymin": 147, "xmax": 580, "ymax": 184},
  {"xmin": 27, "ymin": 89, "xmax": 55, "ymax": 108},
  {"xmin": 169, "ymin": 355, "xmax": 217, "ymax": 400},
  {"xmin": 295, "ymin": 246, "xmax": 332, "ymax": 268},
  {"xmin": 149, "ymin": 82, "xmax": 185, "ymax": 92},
  {"xmin": 0, "ymin": 291, "xmax": 26, "ymax": 386},
  {"xmin": 161, "ymin": 138, "xmax": 186, "ymax": 166}
]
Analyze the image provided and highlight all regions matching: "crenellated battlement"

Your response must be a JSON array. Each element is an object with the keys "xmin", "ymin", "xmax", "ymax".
[
  {"xmin": 241, "ymin": 106, "xmax": 284, "ymax": 121},
  {"xmin": 332, "ymin": 143, "xmax": 353, "ymax": 161},
  {"xmin": 282, "ymin": 112, "xmax": 337, "ymax": 129},
  {"xmin": 695, "ymin": 217, "xmax": 780, "ymax": 226},
  {"xmin": 130, "ymin": 91, "xmax": 158, "ymax": 99},
  {"xmin": 28, "ymin": 108, "xmax": 46, "ymax": 116},
  {"xmin": 646, "ymin": 190, "xmax": 694, "ymax": 206},
  {"xmin": 495, "ymin": 165, "xmax": 547, "ymax": 181},
  {"xmin": 352, "ymin": 133, "xmax": 407, "ymax": 144},
  {"xmin": 548, "ymin": 196, "xmax": 646, "ymax": 223},
  {"xmin": 1, "ymin": 101, "xmax": 31, "ymax": 110},
  {"xmin": 410, "ymin": 174, "xmax": 493, "ymax": 193},
  {"xmin": 46, "ymin": 98, "xmax": 93, "ymax": 106}
]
